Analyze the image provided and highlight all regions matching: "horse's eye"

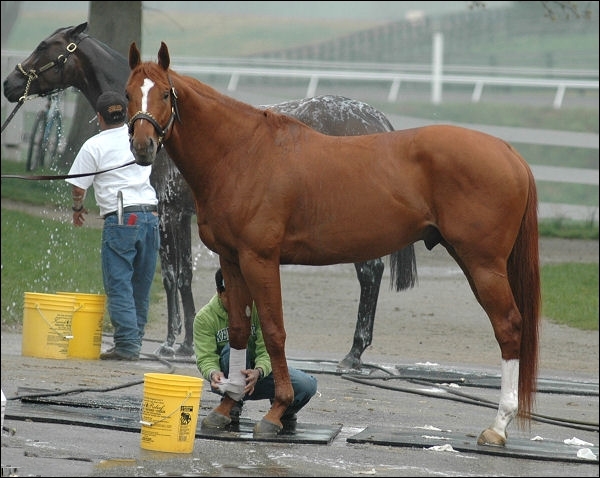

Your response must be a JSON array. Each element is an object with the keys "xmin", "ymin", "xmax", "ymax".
[{"xmin": 163, "ymin": 91, "xmax": 170, "ymax": 100}]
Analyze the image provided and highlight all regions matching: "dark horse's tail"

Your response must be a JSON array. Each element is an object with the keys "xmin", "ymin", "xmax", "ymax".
[
  {"xmin": 389, "ymin": 245, "xmax": 418, "ymax": 291},
  {"xmin": 507, "ymin": 161, "xmax": 541, "ymax": 426}
]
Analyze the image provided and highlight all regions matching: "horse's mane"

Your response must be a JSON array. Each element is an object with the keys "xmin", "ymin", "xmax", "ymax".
[
  {"xmin": 142, "ymin": 62, "xmax": 312, "ymax": 131},
  {"xmin": 74, "ymin": 29, "xmax": 128, "ymax": 67}
]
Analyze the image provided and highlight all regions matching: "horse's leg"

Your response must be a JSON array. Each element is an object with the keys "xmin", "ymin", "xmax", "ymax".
[
  {"xmin": 203, "ymin": 260, "xmax": 254, "ymax": 429},
  {"xmin": 448, "ymin": 248, "xmax": 522, "ymax": 446},
  {"xmin": 175, "ymin": 212, "xmax": 196, "ymax": 356},
  {"xmin": 476, "ymin": 278, "xmax": 522, "ymax": 447},
  {"xmin": 154, "ymin": 211, "xmax": 181, "ymax": 357},
  {"xmin": 233, "ymin": 259, "xmax": 293, "ymax": 437},
  {"xmin": 338, "ymin": 259, "xmax": 384, "ymax": 371}
]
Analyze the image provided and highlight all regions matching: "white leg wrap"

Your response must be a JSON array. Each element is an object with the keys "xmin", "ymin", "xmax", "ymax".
[
  {"xmin": 491, "ymin": 359, "xmax": 519, "ymax": 439},
  {"xmin": 216, "ymin": 347, "xmax": 246, "ymax": 401}
]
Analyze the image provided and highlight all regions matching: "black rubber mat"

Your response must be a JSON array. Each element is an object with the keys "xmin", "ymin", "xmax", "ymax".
[
  {"xmin": 7, "ymin": 390, "xmax": 341, "ymax": 445},
  {"xmin": 196, "ymin": 417, "xmax": 341, "ymax": 444},
  {"xmin": 346, "ymin": 426, "xmax": 599, "ymax": 463}
]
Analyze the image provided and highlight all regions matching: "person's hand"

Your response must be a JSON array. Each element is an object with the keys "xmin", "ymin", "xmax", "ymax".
[
  {"xmin": 210, "ymin": 370, "xmax": 224, "ymax": 389},
  {"xmin": 241, "ymin": 368, "xmax": 261, "ymax": 396},
  {"xmin": 72, "ymin": 208, "xmax": 88, "ymax": 227}
]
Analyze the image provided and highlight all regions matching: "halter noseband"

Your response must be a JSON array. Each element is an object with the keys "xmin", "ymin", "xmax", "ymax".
[
  {"xmin": 128, "ymin": 75, "xmax": 181, "ymax": 153},
  {"xmin": 16, "ymin": 37, "xmax": 85, "ymax": 102}
]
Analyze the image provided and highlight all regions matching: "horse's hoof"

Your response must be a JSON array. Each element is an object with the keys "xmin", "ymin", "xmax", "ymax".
[
  {"xmin": 253, "ymin": 418, "xmax": 282, "ymax": 438},
  {"xmin": 154, "ymin": 344, "xmax": 175, "ymax": 357},
  {"xmin": 477, "ymin": 428, "xmax": 507, "ymax": 446},
  {"xmin": 337, "ymin": 354, "xmax": 362, "ymax": 372},
  {"xmin": 201, "ymin": 410, "xmax": 231, "ymax": 430},
  {"xmin": 175, "ymin": 343, "xmax": 195, "ymax": 357}
]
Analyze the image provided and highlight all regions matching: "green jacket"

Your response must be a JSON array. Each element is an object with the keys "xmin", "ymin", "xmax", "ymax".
[{"xmin": 193, "ymin": 294, "xmax": 272, "ymax": 382}]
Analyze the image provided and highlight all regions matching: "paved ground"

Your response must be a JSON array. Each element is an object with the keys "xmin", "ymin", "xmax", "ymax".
[
  {"xmin": 1, "ymin": 236, "xmax": 598, "ymax": 476},
  {"xmin": 1, "ymin": 331, "xmax": 598, "ymax": 477}
]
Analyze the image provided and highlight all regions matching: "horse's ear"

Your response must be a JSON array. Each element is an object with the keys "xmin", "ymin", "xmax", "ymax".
[
  {"xmin": 74, "ymin": 22, "xmax": 88, "ymax": 35},
  {"xmin": 158, "ymin": 42, "xmax": 170, "ymax": 70},
  {"xmin": 129, "ymin": 42, "xmax": 141, "ymax": 70}
]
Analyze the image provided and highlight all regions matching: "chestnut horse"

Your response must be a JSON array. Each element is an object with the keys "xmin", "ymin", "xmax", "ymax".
[
  {"xmin": 2, "ymin": 23, "xmax": 417, "ymax": 368},
  {"xmin": 128, "ymin": 41, "xmax": 541, "ymax": 446}
]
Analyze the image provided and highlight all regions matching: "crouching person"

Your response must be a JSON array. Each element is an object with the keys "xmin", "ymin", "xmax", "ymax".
[{"xmin": 194, "ymin": 268, "xmax": 317, "ymax": 432}]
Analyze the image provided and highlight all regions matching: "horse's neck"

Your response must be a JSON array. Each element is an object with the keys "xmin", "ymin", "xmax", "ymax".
[
  {"xmin": 75, "ymin": 38, "xmax": 130, "ymax": 106},
  {"xmin": 178, "ymin": 82, "xmax": 265, "ymax": 149}
]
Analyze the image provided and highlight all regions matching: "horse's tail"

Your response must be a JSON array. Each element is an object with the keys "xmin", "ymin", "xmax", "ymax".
[
  {"xmin": 507, "ymin": 164, "xmax": 541, "ymax": 426},
  {"xmin": 389, "ymin": 244, "xmax": 418, "ymax": 291}
]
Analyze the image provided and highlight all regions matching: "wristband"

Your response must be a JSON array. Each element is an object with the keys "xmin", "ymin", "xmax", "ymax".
[{"xmin": 72, "ymin": 205, "xmax": 84, "ymax": 212}]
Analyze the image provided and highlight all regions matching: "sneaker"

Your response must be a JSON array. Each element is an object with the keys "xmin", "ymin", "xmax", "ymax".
[
  {"xmin": 99, "ymin": 347, "xmax": 138, "ymax": 361},
  {"xmin": 281, "ymin": 413, "xmax": 297, "ymax": 432},
  {"xmin": 230, "ymin": 400, "xmax": 244, "ymax": 423}
]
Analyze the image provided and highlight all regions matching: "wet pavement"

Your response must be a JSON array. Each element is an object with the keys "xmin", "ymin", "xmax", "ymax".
[{"xmin": 1, "ymin": 330, "xmax": 598, "ymax": 477}]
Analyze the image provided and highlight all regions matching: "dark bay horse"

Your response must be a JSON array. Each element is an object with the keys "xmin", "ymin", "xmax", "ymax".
[
  {"xmin": 2, "ymin": 23, "xmax": 416, "ymax": 367},
  {"xmin": 127, "ymin": 42, "xmax": 541, "ymax": 446}
]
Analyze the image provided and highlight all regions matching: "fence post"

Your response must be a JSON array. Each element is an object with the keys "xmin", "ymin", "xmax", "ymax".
[{"xmin": 431, "ymin": 32, "xmax": 443, "ymax": 104}]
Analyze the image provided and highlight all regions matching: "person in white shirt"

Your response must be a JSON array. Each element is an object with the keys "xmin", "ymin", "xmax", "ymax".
[{"xmin": 66, "ymin": 91, "xmax": 159, "ymax": 361}]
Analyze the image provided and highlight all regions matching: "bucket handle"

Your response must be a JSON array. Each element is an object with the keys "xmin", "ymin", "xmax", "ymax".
[
  {"xmin": 34, "ymin": 304, "xmax": 74, "ymax": 340},
  {"xmin": 139, "ymin": 391, "xmax": 193, "ymax": 427}
]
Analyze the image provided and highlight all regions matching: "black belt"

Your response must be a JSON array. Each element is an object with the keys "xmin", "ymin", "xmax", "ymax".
[{"xmin": 104, "ymin": 204, "xmax": 157, "ymax": 219}]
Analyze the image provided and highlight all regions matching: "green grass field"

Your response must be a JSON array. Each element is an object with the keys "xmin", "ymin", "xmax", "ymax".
[{"xmin": 1, "ymin": 201, "xmax": 597, "ymax": 331}]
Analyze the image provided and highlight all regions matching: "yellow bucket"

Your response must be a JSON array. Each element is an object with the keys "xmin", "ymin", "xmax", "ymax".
[
  {"xmin": 57, "ymin": 292, "xmax": 106, "ymax": 360},
  {"xmin": 140, "ymin": 373, "xmax": 204, "ymax": 453},
  {"xmin": 22, "ymin": 292, "xmax": 76, "ymax": 359}
]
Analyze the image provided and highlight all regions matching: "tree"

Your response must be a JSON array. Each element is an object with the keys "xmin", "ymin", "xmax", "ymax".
[
  {"xmin": 469, "ymin": 1, "xmax": 595, "ymax": 20},
  {"xmin": 1, "ymin": 1, "xmax": 22, "ymax": 47},
  {"xmin": 60, "ymin": 1, "xmax": 142, "ymax": 168}
]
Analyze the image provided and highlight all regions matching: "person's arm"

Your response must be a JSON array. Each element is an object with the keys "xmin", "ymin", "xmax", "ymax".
[
  {"xmin": 71, "ymin": 185, "xmax": 88, "ymax": 227},
  {"xmin": 193, "ymin": 297, "xmax": 224, "ymax": 383},
  {"xmin": 66, "ymin": 141, "xmax": 94, "ymax": 227}
]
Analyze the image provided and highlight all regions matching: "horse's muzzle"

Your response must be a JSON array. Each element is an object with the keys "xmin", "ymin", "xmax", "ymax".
[
  {"xmin": 3, "ymin": 74, "xmax": 27, "ymax": 102},
  {"xmin": 129, "ymin": 140, "xmax": 156, "ymax": 167}
]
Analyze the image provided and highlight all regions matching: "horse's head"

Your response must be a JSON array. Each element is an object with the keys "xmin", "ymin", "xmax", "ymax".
[
  {"xmin": 126, "ymin": 41, "xmax": 179, "ymax": 167},
  {"xmin": 3, "ymin": 22, "xmax": 88, "ymax": 102}
]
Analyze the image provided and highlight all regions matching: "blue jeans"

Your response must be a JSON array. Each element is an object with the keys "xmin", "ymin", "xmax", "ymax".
[
  {"xmin": 216, "ymin": 344, "xmax": 317, "ymax": 417},
  {"xmin": 102, "ymin": 211, "xmax": 159, "ymax": 356}
]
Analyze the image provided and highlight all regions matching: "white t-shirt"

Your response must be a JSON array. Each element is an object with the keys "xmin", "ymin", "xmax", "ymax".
[{"xmin": 66, "ymin": 124, "xmax": 157, "ymax": 217}]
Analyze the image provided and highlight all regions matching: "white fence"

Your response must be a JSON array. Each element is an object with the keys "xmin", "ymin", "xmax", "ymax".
[
  {"xmin": 172, "ymin": 62, "xmax": 599, "ymax": 109},
  {"xmin": 2, "ymin": 50, "xmax": 598, "ymax": 223}
]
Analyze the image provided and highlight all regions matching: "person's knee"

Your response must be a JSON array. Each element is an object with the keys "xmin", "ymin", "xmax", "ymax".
[
  {"xmin": 306, "ymin": 375, "xmax": 317, "ymax": 397},
  {"xmin": 293, "ymin": 371, "xmax": 317, "ymax": 399}
]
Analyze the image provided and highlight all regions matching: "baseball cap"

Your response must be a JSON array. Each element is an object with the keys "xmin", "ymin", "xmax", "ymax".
[{"xmin": 96, "ymin": 91, "xmax": 127, "ymax": 125}]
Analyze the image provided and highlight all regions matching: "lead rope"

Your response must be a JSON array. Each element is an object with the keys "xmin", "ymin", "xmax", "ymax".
[
  {"xmin": 1, "ymin": 99, "xmax": 26, "ymax": 134},
  {"xmin": 0, "ymin": 65, "xmax": 38, "ymax": 133},
  {"xmin": 1, "ymin": 160, "xmax": 137, "ymax": 180}
]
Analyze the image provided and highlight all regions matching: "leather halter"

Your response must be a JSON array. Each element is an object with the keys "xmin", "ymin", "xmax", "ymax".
[
  {"xmin": 16, "ymin": 36, "xmax": 86, "ymax": 102},
  {"xmin": 128, "ymin": 75, "xmax": 181, "ymax": 154},
  {"xmin": 1, "ymin": 36, "xmax": 86, "ymax": 133}
]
